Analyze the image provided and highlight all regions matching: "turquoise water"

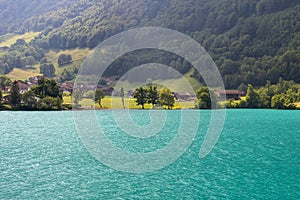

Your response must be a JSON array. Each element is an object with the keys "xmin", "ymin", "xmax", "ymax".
[{"xmin": 0, "ymin": 110, "xmax": 299, "ymax": 199}]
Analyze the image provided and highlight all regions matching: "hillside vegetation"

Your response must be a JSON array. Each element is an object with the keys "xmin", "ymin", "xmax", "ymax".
[{"xmin": 0, "ymin": 0, "xmax": 299, "ymax": 89}]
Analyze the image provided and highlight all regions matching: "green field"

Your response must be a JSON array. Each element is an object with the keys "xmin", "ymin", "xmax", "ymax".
[
  {"xmin": 112, "ymin": 68, "xmax": 202, "ymax": 93},
  {"xmin": 183, "ymin": 68, "xmax": 203, "ymax": 91},
  {"xmin": 7, "ymin": 68, "xmax": 42, "ymax": 81},
  {"xmin": 63, "ymin": 95, "xmax": 196, "ymax": 110},
  {"xmin": 45, "ymin": 48, "xmax": 91, "ymax": 75},
  {"xmin": 0, "ymin": 32, "xmax": 40, "ymax": 47}
]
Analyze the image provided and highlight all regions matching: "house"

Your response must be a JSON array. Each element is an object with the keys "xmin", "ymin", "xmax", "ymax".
[
  {"xmin": 98, "ymin": 86, "xmax": 115, "ymax": 96},
  {"xmin": 65, "ymin": 81, "xmax": 74, "ymax": 88},
  {"xmin": 15, "ymin": 80, "xmax": 30, "ymax": 94},
  {"xmin": 173, "ymin": 92, "xmax": 196, "ymax": 101},
  {"xmin": 60, "ymin": 83, "xmax": 73, "ymax": 93},
  {"xmin": 5, "ymin": 80, "xmax": 31, "ymax": 94},
  {"xmin": 60, "ymin": 81, "xmax": 76, "ymax": 93},
  {"xmin": 27, "ymin": 76, "xmax": 42, "ymax": 86},
  {"xmin": 215, "ymin": 90, "xmax": 246, "ymax": 100}
]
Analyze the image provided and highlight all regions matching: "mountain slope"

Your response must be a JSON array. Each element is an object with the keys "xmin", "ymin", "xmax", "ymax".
[{"xmin": 0, "ymin": 0, "xmax": 299, "ymax": 88}]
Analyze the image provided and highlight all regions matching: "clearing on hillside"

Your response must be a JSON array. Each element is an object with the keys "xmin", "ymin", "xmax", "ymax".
[
  {"xmin": 45, "ymin": 48, "xmax": 91, "ymax": 66},
  {"xmin": 0, "ymin": 32, "xmax": 40, "ymax": 47},
  {"xmin": 7, "ymin": 68, "xmax": 42, "ymax": 81},
  {"xmin": 45, "ymin": 48, "xmax": 91, "ymax": 75}
]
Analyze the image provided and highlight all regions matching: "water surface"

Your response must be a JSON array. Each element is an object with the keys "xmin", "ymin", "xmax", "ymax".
[{"xmin": 0, "ymin": 110, "xmax": 299, "ymax": 199}]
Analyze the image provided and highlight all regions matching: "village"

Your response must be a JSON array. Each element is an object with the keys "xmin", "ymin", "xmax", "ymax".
[{"xmin": 1, "ymin": 74, "xmax": 248, "ymax": 110}]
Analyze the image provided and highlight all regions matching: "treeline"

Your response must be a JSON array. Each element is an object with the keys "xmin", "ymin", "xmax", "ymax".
[
  {"xmin": 133, "ymin": 79, "xmax": 300, "ymax": 110},
  {"xmin": 133, "ymin": 86, "xmax": 175, "ymax": 109},
  {"xmin": 225, "ymin": 78, "xmax": 300, "ymax": 109}
]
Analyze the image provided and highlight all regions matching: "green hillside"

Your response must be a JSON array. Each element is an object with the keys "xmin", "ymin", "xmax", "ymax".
[{"xmin": 0, "ymin": 0, "xmax": 299, "ymax": 88}]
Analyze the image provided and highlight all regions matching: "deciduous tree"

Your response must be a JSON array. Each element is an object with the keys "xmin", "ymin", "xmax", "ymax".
[
  {"xmin": 133, "ymin": 87, "xmax": 147, "ymax": 109},
  {"xmin": 40, "ymin": 63, "xmax": 55, "ymax": 77},
  {"xmin": 95, "ymin": 89, "xmax": 105, "ymax": 108},
  {"xmin": 73, "ymin": 89, "xmax": 83, "ymax": 106},
  {"xmin": 120, "ymin": 87, "xmax": 125, "ymax": 109},
  {"xmin": 148, "ymin": 85, "xmax": 158, "ymax": 109},
  {"xmin": 245, "ymin": 84, "xmax": 260, "ymax": 108},
  {"xmin": 22, "ymin": 90, "xmax": 37, "ymax": 109},
  {"xmin": 58, "ymin": 54, "xmax": 72, "ymax": 66},
  {"xmin": 196, "ymin": 86, "xmax": 217, "ymax": 109},
  {"xmin": 159, "ymin": 88, "xmax": 174, "ymax": 110},
  {"xmin": 0, "ymin": 75, "xmax": 11, "ymax": 90}
]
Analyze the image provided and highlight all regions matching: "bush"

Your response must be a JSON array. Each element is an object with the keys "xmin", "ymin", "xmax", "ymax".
[
  {"xmin": 37, "ymin": 96, "xmax": 62, "ymax": 110},
  {"xmin": 58, "ymin": 54, "xmax": 72, "ymax": 66}
]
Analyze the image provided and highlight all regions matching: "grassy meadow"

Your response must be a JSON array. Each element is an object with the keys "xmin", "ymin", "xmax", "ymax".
[
  {"xmin": 7, "ymin": 68, "xmax": 42, "ymax": 81},
  {"xmin": 63, "ymin": 95, "xmax": 196, "ymax": 110},
  {"xmin": 45, "ymin": 48, "xmax": 91, "ymax": 75},
  {"xmin": 0, "ymin": 32, "xmax": 40, "ymax": 47}
]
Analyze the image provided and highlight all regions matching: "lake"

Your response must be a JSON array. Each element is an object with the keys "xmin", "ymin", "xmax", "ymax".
[{"xmin": 0, "ymin": 110, "xmax": 299, "ymax": 199}]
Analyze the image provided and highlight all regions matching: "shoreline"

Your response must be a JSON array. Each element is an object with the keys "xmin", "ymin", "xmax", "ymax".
[{"xmin": 1, "ymin": 107, "xmax": 299, "ymax": 111}]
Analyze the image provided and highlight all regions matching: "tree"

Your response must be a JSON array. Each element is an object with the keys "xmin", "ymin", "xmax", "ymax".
[
  {"xmin": 73, "ymin": 89, "xmax": 83, "ymax": 106},
  {"xmin": 30, "ymin": 78, "xmax": 62, "ymax": 110},
  {"xmin": 95, "ymin": 89, "xmax": 105, "ymax": 108},
  {"xmin": 120, "ymin": 87, "xmax": 125, "ymax": 109},
  {"xmin": 0, "ymin": 75, "xmax": 11, "ymax": 90},
  {"xmin": 25, "ymin": 56, "xmax": 35, "ymax": 67},
  {"xmin": 22, "ymin": 90, "xmax": 37, "ymax": 109},
  {"xmin": 221, "ymin": 59, "xmax": 239, "ymax": 75},
  {"xmin": 0, "ymin": 60, "xmax": 9, "ymax": 74},
  {"xmin": 245, "ymin": 84, "xmax": 260, "ymax": 108},
  {"xmin": 159, "ymin": 87, "xmax": 174, "ymax": 110},
  {"xmin": 271, "ymin": 94, "xmax": 286, "ymax": 109},
  {"xmin": 257, "ymin": 88, "xmax": 271, "ymax": 108},
  {"xmin": 32, "ymin": 77, "xmax": 61, "ymax": 99},
  {"xmin": 237, "ymin": 83, "xmax": 248, "ymax": 93},
  {"xmin": 58, "ymin": 54, "xmax": 72, "ymax": 66},
  {"xmin": 9, "ymin": 81, "xmax": 21, "ymax": 107},
  {"xmin": 285, "ymin": 88, "xmax": 298, "ymax": 107},
  {"xmin": 196, "ymin": 86, "xmax": 217, "ymax": 109},
  {"xmin": 37, "ymin": 96, "xmax": 62, "ymax": 110},
  {"xmin": 148, "ymin": 85, "xmax": 158, "ymax": 108},
  {"xmin": 133, "ymin": 87, "xmax": 147, "ymax": 109},
  {"xmin": 40, "ymin": 63, "xmax": 55, "ymax": 77}
]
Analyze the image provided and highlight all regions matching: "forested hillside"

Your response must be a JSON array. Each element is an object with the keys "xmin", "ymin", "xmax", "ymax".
[{"xmin": 0, "ymin": 0, "xmax": 299, "ymax": 89}]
